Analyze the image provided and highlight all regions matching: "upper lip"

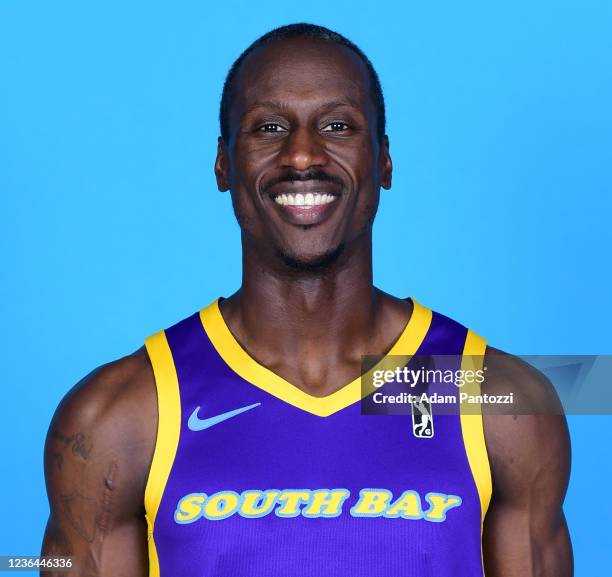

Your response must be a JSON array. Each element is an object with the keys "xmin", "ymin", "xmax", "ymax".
[{"xmin": 266, "ymin": 180, "xmax": 342, "ymax": 199}]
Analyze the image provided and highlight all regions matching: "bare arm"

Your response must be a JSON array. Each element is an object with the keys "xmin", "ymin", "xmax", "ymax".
[
  {"xmin": 41, "ymin": 348, "xmax": 157, "ymax": 577},
  {"xmin": 482, "ymin": 348, "xmax": 573, "ymax": 577}
]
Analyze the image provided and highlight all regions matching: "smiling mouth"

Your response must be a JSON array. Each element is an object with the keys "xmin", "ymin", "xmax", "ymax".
[{"xmin": 272, "ymin": 192, "xmax": 338, "ymax": 207}]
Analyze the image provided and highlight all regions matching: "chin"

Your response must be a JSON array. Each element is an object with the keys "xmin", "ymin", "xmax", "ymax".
[{"xmin": 276, "ymin": 243, "xmax": 346, "ymax": 273}]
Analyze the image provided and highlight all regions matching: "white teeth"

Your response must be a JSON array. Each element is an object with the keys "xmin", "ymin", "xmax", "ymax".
[{"xmin": 273, "ymin": 193, "xmax": 337, "ymax": 207}]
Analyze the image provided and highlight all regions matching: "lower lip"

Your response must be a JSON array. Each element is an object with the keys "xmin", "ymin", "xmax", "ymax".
[{"xmin": 271, "ymin": 198, "xmax": 340, "ymax": 226}]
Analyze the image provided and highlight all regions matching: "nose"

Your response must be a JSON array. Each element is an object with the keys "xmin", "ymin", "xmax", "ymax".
[{"xmin": 278, "ymin": 126, "xmax": 328, "ymax": 171}]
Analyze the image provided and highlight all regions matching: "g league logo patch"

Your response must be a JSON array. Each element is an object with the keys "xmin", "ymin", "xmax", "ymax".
[{"xmin": 411, "ymin": 399, "xmax": 434, "ymax": 438}]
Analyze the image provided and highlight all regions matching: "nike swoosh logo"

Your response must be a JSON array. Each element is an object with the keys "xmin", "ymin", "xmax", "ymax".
[{"xmin": 187, "ymin": 402, "xmax": 261, "ymax": 432}]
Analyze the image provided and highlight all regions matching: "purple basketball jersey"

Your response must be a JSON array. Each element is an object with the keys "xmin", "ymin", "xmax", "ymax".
[{"xmin": 143, "ymin": 298, "xmax": 491, "ymax": 577}]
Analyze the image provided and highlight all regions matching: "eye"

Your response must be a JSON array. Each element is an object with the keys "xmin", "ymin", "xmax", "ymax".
[
  {"xmin": 258, "ymin": 123, "xmax": 287, "ymax": 133},
  {"xmin": 321, "ymin": 121, "xmax": 350, "ymax": 132}
]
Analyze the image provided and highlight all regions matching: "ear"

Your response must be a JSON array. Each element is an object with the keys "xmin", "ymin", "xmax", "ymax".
[
  {"xmin": 214, "ymin": 136, "xmax": 230, "ymax": 192},
  {"xmin": 379, "ymin": 135, "xmax": 392, "ymax": 190}
]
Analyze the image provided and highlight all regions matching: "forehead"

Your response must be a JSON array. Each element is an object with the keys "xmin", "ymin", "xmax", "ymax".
[{"xmin": 231, "ymin": 37, "xmax": 374, "ymax": 114}]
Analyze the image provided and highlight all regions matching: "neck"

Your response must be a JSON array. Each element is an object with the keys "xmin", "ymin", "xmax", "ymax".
[
  {"xmin": 218, "ymin": 234, "xmax": 410, "ymax": 394},
  {"xmin": 226, "ymin": 236, "xmax": 379, "ymax": 349}
]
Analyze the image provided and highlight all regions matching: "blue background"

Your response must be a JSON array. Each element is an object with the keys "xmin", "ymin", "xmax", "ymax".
[{"xmin": 1, "ymin": 0, "xmax": 611, "ymax": 573}]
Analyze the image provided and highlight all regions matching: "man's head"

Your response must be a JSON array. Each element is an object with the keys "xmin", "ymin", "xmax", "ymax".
[{"xmin": 215, "ymin": 23, "xmax": 392, "ymax": 272}]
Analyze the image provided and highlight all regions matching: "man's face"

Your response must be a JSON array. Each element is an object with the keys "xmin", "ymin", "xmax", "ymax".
[{"xmin": 215, "ymin": 37, "xmax": 392, "ymax": 269}]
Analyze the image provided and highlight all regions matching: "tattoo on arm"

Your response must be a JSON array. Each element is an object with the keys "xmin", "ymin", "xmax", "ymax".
[
  {"xmin": 59, "ymin": 461, "xmax": 119, "ymax": 545},
  {"xmin": 50, "ymin": 429, "xmax": 93, "ymax": 461}
]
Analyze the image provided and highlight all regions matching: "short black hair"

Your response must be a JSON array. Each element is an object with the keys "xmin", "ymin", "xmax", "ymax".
[{"xmin": 219, "ymin": 23, "xmax": 386, "ymax": 142}]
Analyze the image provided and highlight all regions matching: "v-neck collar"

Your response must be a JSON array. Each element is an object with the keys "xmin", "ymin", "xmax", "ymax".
[{"xmin": 199, "ymin": 297, "xmax": 432, "ymax": 417}]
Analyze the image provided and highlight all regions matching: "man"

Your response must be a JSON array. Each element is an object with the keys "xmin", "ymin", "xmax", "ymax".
[{"xmin": 42, "ymin": 24, "xmax": 572, "ymax": 576}]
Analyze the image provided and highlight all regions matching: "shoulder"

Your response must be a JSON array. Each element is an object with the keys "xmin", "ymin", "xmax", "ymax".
[
  {"xmin": 481, "ymin": 346, "xmax": 570, "ymax": 499},
  {"xmin": 45, "ymin": 347, "xmax": 157, "ymax": 511},
  {"xmin": 482, "ymin": 346, "xmax": 565, "ymax": 414},
  {"xmin": 48, "ymin": 347, "xmax": 157, "ymax": 448}
]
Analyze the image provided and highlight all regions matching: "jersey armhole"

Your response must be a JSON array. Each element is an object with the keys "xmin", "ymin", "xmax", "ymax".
[
  {"xmin": 143, "ymin": 330, "xmax": 182, "ymax": 577},
  {"xmin": 460, "ymin": 330, "xmax": 493, "ymax": 525}
]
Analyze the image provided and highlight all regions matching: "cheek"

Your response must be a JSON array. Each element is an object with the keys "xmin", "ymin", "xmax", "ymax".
[
  {"xmin": 232, "ymin": 138, "xmax": 277, "ymax": 177},
  {"xmin": 364, "ymin": 191, "xmax": 381, "ymax": 222},
  {"xmin": 230, "ymin": 188, "xmax": 259, "ymax": 232},
  {"xmin": 350, "ymin": 176, "xmax": 380, "ymax": 231},
  {"xmin": 328, "ymin": 140, "xmax": 377, "ymax": 186},
  {"xmin": 229, "ymin": 154, "xmax": 275, "ymax": 208},
  {"xmin": 357, "ymin": 193, "xmax": 380, "ymax": 224}
]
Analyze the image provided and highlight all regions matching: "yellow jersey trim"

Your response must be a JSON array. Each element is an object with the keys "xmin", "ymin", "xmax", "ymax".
[
  {"xmin": 199, "ymin": 298, "xmax": 433, "ymax": 417},
  {"xmin": 460, "ymin": 329, "xmax": 492, "ymax": 575},
  {"xmin": 144, "ymin": 330, "xmax": 182, "ymax": 577}
]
